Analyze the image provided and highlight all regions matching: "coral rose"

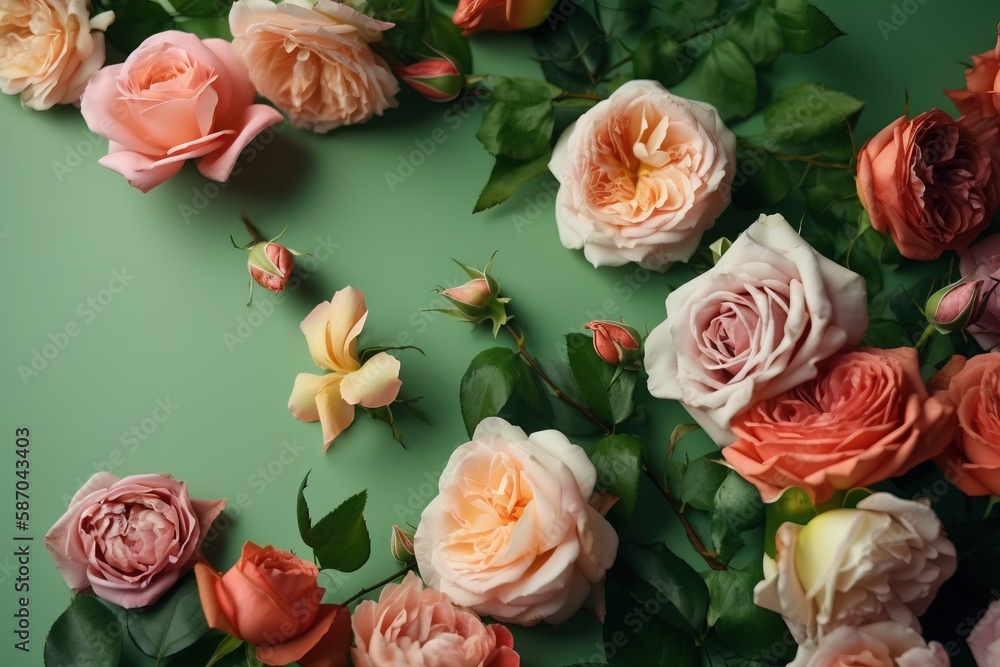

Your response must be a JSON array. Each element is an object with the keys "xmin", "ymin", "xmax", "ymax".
[
  {"xmin": 856, "ymin": 108, "xmax": 998, "ymax": 260},
  {"xmin": 414, "ymin": 417, "xmax": 618, "ymax": 626},
  {"xmin": 788, "ymin": 622, "xmax": 950, "ymax": 667},
  {"xmin": 968, "ymin": 597, "xmax": 1000, "ymax": 667},
  {"xmin": 755, "ymin": 493, "xmax": 957, "ymax": 643},
  {"xmin": 947, "ymin": 27, "xmax": 1000, "ymax": 118},
  {"xmin": 931, "ymin": 354, "xmax": 1000, "ymax": 496},
  {"xmin": 229, "ymin": 0, "xmax": 399, "ymax": 133},
  {"xmin": 548, "ymin": 79, "xmax": 736, "ymax": 271},
  {"xmin": 644, "ymin": 213, "xmax": 868, "ymax": 445},
  {"xmin": 722, "ymin": 347, "xmax": 955, "ymax": 504},
  {"xmin": 0, "ymin": 0, "xmax": 113, "ymax": 109},
  {"xmin": 352, "ymin": 571, "xmax": 519, "ymax": 667},
  {"xmin": 45, "ymin": 472, "xmax": 225, "ymax": 608},
  {"xmin": 453, "ymin": 0, "xmax": 558, "ymax": 34},
  {"xmin": 959, "ymin": 234, "xmax": 1000, "ymax": 351},
  {"xmin": 196, "ymin": 542, "xmax": 351, "ymax": 667}
]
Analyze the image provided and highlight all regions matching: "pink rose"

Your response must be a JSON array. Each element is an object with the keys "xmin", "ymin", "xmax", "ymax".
[
  {"xmin": 788, "ymin": 622, "xmax": 950, "ymax": 667},
  {"xmin": 351, "ymin": 571, "xmax": 519, "ymax": 667},
  {"xmin": 644, "ymin": 214, "xmax": 868, "ymax": 445},
  {"xmin": 229, "ymin": 0, "xmax": 399, "ymax": 133},
  {"xmin": 0, "ymin": 0, "xmax": 113, "ymax": 110},
  {"xmin": 80, "ymin": 30, "xmax": 283, "ymax": 192},
  {"xmin": 414, "ymin": 417, "xmax": 618, "ymax": 626},
  {"xmin": 947, "ymin": 27, "xmax": 1000, "ymax": 118},
  {"xmin": 45, "ymin": 472, "xmax": 225, "ymax": 609},
  {"xmin": 969, "ymin": 598, "xmax": 1000, "ymax": 667},
  {"xmin": 722, "ymin": 347, "xmax": 955, "ymax": 504},
  {"xmin": 453, "ymin": 0, "xmax": 558, "ymax": 34},
  {"xmin": 959, "ymin": 233, "xmax": 1000, "ymax": 351},
  {"xmin": 549, "ymin": 80, "xmax": 736, "ymax": 271}
]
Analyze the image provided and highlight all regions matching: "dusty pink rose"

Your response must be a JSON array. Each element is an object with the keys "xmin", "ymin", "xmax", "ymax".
[
  {"xmin": 947, "ymin": 27, "xmax": 1000, "ymax": 118},
  {"xmin": 45, "ymin": 472, "xmax": 225, "ymax": 608},
  {"xmin": 788, "ymin": 622, "xmax": 950, "ymax": 667},
  {"xmin": 755, "ymin": 493, "xmax": 957, "ymax": 643},
  {"xmin": 80, "ymin": 30, "xmax": 282, "ymax": 192},
  {"xmin": 250, "ymin": 242, "xmax": 295, "ymax": 292},
  {"xmin": 229, "ymin": 0, "xmax": 399, "ymax": 133},
  {"xmin": 414, "ymin": 417, "xmax": 618, "ymax": 626},
  {"xmin": 352, "ymin": 571, "xmax": 519, "ymax": 667},
  {"xmin": 968, "ymin": 598, "xmax": 1000, "ymax": 667},
  {"xmin": 452, "ymin": 0, "xmax": 557, "ymax": 34},
  {"xmin": 722, "ymin": 347, "xmax": 955, "ymax": 504},
  {"xmin": 645, "ymin": 214, "xmax": 868, "ymax": 445},
  {"xmin": 548, "ymin": 79, "xmax": 736, "ymax": 271},
  {"xmin": 959, "ymin": 234, "xmax": 1000, "ymax": 351},
  {"xmin": 288, "ymin": 286, "xmax": 402, "ymax": 450}
]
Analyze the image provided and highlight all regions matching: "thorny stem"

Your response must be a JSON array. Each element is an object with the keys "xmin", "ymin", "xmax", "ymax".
[
  {"xmin": 740, "ymin": 139, "xmax": 853, "ymax": 171},
  {"xmin": 343, "ymin": 563, "xmax": 415, "ymax": 606},
  {"xmin": 642, "ymin": 464, "xmax": 727, "ymax": 571},
  {"xmin": 555, "ymin": 91, "xmax": 603, "ymax": 102}
]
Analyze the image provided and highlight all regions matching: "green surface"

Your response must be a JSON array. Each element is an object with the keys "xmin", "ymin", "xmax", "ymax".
[{"xmin": 1, "ymin": 2, "xmax": 998, "ymax": 665}]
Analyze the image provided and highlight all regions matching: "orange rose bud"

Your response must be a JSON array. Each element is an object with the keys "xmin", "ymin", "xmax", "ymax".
[
  {"xmin": 396, "ymin": 58, "xmax": 463, "ymax": 102},
  {"xmin": 453, "ymin": 0, "xmax": 559, "ymax": 34},
  {"xmin": 585, "ymin": 320, "xmax": 643, "ymax": 370}
]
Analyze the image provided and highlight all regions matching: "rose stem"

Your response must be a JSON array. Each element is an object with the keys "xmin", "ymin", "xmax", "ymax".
[
  {"xmin": 914, "ymin": 323, "xmax": 936, "ymax": 351},
  {"xmin": 739, "ymin": 139, "xmax": 853, "ymax": 171},
  {"xmin": 342, "ymin": 562, "xmax": 415, "ymax": 606},
  {"xmin": 642, "ymin": 464, "xmax": 728, "ymax": 571}
]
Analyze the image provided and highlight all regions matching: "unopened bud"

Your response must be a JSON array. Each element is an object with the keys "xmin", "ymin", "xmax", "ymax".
[
  {"xmin": 391, "ymin": 525, "xmax": 416, "ymax": 565},
  {"xmin": 585, "ymin": 320, "xmax": 643, "ymax": 370},
  {"xmin": 396, "ymin": 58, "xmax": 463, "ymax": 103}
]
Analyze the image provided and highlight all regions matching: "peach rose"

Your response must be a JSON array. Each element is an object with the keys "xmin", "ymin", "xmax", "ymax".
[
  {"xmin": 788, "ymin": 622, "xmax": 950, "ymax": 667},
  {"xmin": 196, "ymin": 542, "xmax": 351, "ymax": 667},
  {"xmin": 453, "ymin": 0, "xmax": 558, "ymax": 34},
  {"xmin": 931, "ymin": 354, "xmax": 1000, "ymax": 495},
  {"xmin": 856, "ymin": 108, "xmax": 998, "ymax": 260},
  {"xmin": 548, "ymin": 79, "xmax": 736, "ymax": 271},
  {"xmin": 414, "ymin": 417, "xmax": 618, "ymax": 626},
  {"xmin": 80, "ymin": 30, "xmax": 283, "ymax": 192},
  {"xmin": 722, "ymin": 347, "xmax": 955, "ymax": 504},
  {"xmin": 644, "ymin": 213, "xmax": 868, "ymax": 445},
  {"xmin": 968, "ymin": 598, "xmax": 1000, "ymax": 667},
  {"xmin": 755, "ymin": 493, "xmax": 957, "ymax": 643},
  {"xmin": 45, "ymin": 472, "xmax": 225, "ymax": 609},
  {"xmin": 0, "ymin": 0, "xmax": 113, "ymax": 110},
  {"xmin": 947, "ymin": 27, "xmax": 1000, "ymax": 118},
  {"xmin": 959, "ymin": 234, "xmax": 1000, "ymax": 351},
  {"xmin": 352, "ymin": 571, "xmax": 520, "ymax": 667},
  {"xmin": 229, "ymin": 0, "xmax": 399, "ymax": 133},
  {"xmin": 288, "ymin": 286, "xmax": 402, "ymax": 450}
]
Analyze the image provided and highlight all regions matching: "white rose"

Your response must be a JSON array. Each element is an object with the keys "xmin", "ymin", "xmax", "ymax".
[
  {"xmin": 644, "ymin": 213, "xmax": 868, "ymax": 445},
  {"xmin": 548, "ymin": 79, "xmax": 736, "ymax": 271},
  {"xmin": 788, "ymin": 622, "xmax": 950, "ymax": 667},
  {"xmin": 969, "ymin": 598, "xmax": 1000, "ymax": 667}
]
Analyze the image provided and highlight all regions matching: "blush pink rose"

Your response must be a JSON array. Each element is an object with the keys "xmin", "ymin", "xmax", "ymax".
[
  {"xmin": 722, "ymin": 347, "xmax": 955, "ymax": 504},
  {"xmin": 452, "ymin": 0, "xmax": 557, "ymax": 34},
  {"xmin": 0, "ymin": 0, "xmax": 113, "ymax": 109},
  {"xmin": 548, "ymin": 79, "xmax": 736, "ymax": 271},
  {"xmin": 788, "ymin": 622, "xmax": 950, "ymax": 667},
  {"xmin": 644, "ymin": 214, "xmax": 868, "ymax": 445},
  {"xmin": 947, "ymin": 27, "xmax": 1000, "ymax": 118},
  {"xmin": 80, "ymin": 30, "xmax": 283, "ymax": 192},
  {"xmin": 968, "ymin": 598, "xmax": 1000, "ymax": 667},
  {"xmin": 229, "ymin": 0, "xmax": 399, "ymax": 133},
  {"xmin": 959, "ymin": 234, "xmax": 1000, "ymax": 351},
  {"xmin": 414, "ymin": 417, "xmax": 618, "ymax": 626},
  {"xmin": 45, "ymin": 472, "xmax": 225, "ymax": 609},
  {"xmin": 352, "ymin": 571, "xmax": 519, "ymax": 667}
]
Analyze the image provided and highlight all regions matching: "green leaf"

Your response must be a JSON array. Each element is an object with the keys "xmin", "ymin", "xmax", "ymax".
[
  {"xmin": 477, "ymin": 78, "xmax": 560, "ymax": 160},
  {"xmin": 127, "ymin": 574, "xmax": 209, "ymax": 659},
  {"xmin": 532, "ymin": 9, "xmax": 608, "ymax": 93},
  {"xmin": 44, "ymin": 596, "xmax": 122, "ymax": 667},
  {"xmin": 677, "ymin": 455, "xmax": 729, "ymax": 511},
  {"xmin": 688, "ymin": 39, "xmax": 757, "ymax": 122},
  {"xmin": 422, "ymin": 10, "xmax": 473, "ymax": 74},
  {"xmin": 460, "ymin": 347, "xmax": 522, "ymax": 436},
  {"xmin": 712, "ymin": 470, "xmax": 765, "ymax": 564},
  {"xmin": 732, "ymin": 147, "xmax": 792, "ymax": 209},
  {"xmin": 604, "ymin": 580, "xmax": 699, "ymax": 667},
  {"xmin": 861, "ymin": 318, "xmax": 911, "ymax": 348},
  {"xmin": 312, "ymin": 492, "xmax": 372, "ymax": 572},
  {"xmin": 514, "ymin": 355, "xmax": 555, "ymax": 423},
  {"xmin": 170, "ymin": 0, "xmax": 225, "ymax": 17},
  {"xmin": 610, "ymin": 542, "xmax": 710, "ymax": 637},
  {"xmin": 774, "ymin": 0, "xmax": 844, "ymax": 54},
  {"xmin": 632, "ymin": 29, "xmax": 690, "ymax": 87},
  {"xmin": 595, "ymin": 0, "xmax": 651, "ymax": 37},
  {"xmin": 590, "ymin": 435, "xmax": 644, "ymax": 517},
  {"xmin": 609, "ymin": 369, "xmax": 637, "ymax": 425},
  {"xmin": 474, "ymin": 150, "xmax": 553, "ymax": 212},
  {"xmin": 703, "ymin": 566, "xmax": 788, "ymax": 659},
  {"xmin": 763, "ymin": 487, "xmax": 817, "ymax": 557},
  {"xmin": 845, "ymin": 245, "xmax": 883, "ymax": 301},
  {"xmin": 725, "ymin": 5, "xmax": 785, "ymax": 65},
  {"xmin": 565, "ymin": 333, "xmax": 616, "ymax": 427},
  {"xmin": 298, "ymin": 471, "xmax": 316, "ymax": 546},
  {"xmin": 762, "ymin": 82, "xmax": 864, "ymax": 145},
  {"xmin": 104, "ymin": 0, "xmax": 176, "ymax": 53},
  {"xmin": 176, "ymin": 16, "xmax": 231, "ymax": 40}
]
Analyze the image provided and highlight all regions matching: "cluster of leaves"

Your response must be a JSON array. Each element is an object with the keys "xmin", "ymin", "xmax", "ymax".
[
  {"xmin": 92, "ymin": 0, "xmax": 234, "ymax": 53},
  {"xmin": 361, "ymin": 0, "xmax": 473, "ymax": 72}
]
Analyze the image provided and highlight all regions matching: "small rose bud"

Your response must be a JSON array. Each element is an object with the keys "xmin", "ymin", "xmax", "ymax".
[
  {"xmin": 396, "ymin": 58, "xmax": 463, "ymax": 103},
  {"xmin": 249, "ymin": 242, "xmax": 294, "ymax": 292},
  {"xmin": 390, "ymin": 525, "xmax": 416, "ymax": 565},
  {"xmin": 432, "ymin": 254, "xmax": 512, "ymax": 337},
  {"xmin": 925, "ymin": 275, "xmax": 998, "ymax": 333},
  {"xmin": 441, "ymin": 278, "xmax": 491, "ymax": 312},
  {"xmin": 585, "ymin": 320, "xmax": 643, "ymax": 370}
]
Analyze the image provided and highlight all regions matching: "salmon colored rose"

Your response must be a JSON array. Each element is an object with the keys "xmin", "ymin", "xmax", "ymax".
[
  {"xmin": 0, "ymin": 0, "xmax": 113, "ymax": 109},
  {"xmin": 959, "ymin": 234, "xmax": 1000, "ymax": 351},
  {"xmin": 414, "ymin": 417, "xmax": 618, "ymax": 626},
  {"xmin": 549, "ymin": 80, "xmax": 736, "ymax": 271},
  {"xmin": 947, "ymin": 27, "xmax": 1000, "ymax": 118},
  {"xmin": 45, "ymin": 472, "xmax": 225, "ymax": 609},
  {"xmin": 856, "ymin": 108, "xmax": 999, "ymax": 260},
  {"xmin": 722, "ymin": 347, "xmax": 955, "ymax": 504},
  {"xmin": 969, "ymin": 598, "xmax": 1000, "ymax": 667},
  {"xmin": 288, "ymin": 287, "xmax": 402, "ymax": 450},
  {"xmin": 196, "ymin": 542, "xmax": 351, "ymax": 667},
  {"xmin": 788, "ymin": 622, "xmax": 950, "ymax": 667},
  {"xmin": 930, "ymin": 354, "xmax": 1000, "ymax": 496},
  {"xmin": 229, "ymin": 0, "xmax": 399, "ymax": 133},
  {"xmin": 80, "ymin": 30, "xmax": 283, "ymax": 192},
  {"xmin": 352, "ymin": 571, "xmax": 520, "ymax": 667},
  {"xmin": 453, "ymin": 0, "xmax": 558, "ymax": 34}
]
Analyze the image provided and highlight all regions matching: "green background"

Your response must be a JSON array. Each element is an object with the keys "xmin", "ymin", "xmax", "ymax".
[{"xmin": 2, "ymin": 1, "xmax": 998, "ymax": 665}]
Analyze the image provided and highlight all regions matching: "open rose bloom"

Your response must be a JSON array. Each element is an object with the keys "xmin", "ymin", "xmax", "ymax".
[
  {"xmin": 969, "ymin": 598, "xmax": 1000, "ymax": 667},
  {"xmin": 947, "ymin": 27, "xmax": 1000, "ymax": 118},
  {"xmin": 788, "ymin": 622, "xmax": 950, "ymax": 667}
]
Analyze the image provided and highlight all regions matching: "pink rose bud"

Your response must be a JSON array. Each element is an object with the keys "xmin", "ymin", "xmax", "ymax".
[
  {"xmin": 433, "ymin": 255, "xmax": 512, "ymax": 337},
  {"xmin": 390, "ymin": 525, "xmax": 416, "ymax": 565},
  {"xmin": 396, "ymin": 58, "xmax": 463, "ymax": 103},
  {"xmin": 442, "ymin": 278, "xmax": 491, "ymax": 309},
  {"xmin": 250, "ymin": 242, "xmax": 294, "ymax": 292},
  {"xmin": 925, "ymin": 275, "xmax": 998, "ymax": 333},
  {"xmin": 585, "ymin": 320, "xmax": 643, "ymax": 370}
]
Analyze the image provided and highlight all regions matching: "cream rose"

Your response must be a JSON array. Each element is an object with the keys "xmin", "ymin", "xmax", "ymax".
[
  {"xmin": 755, "ymin": 493, "xmax": 957, "ymax": 643},
  {"xmin": 788, "ymin": 622, "xmax": 950, "ymax": 667},
  {"xmin": 644, "ymin": 213, "xmax": 868, "ymax": 445},
  {"xmin": 414, "ymin": 417, "xmax": 618, "ymax": 626},
  {"xmin": 548, "ymin": 79, "xmax": 736, "ymax": 271},
  {"xmin": 969, "ymin": 598, "xmax": 1000, "ymax": 667},
  {"xmin": 229, "ymin": 0, "xmax": 399, "ymax": 133},
  {"xmin": 0, "ymin": 0, "xmax": 113, "ymax": 110}
]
